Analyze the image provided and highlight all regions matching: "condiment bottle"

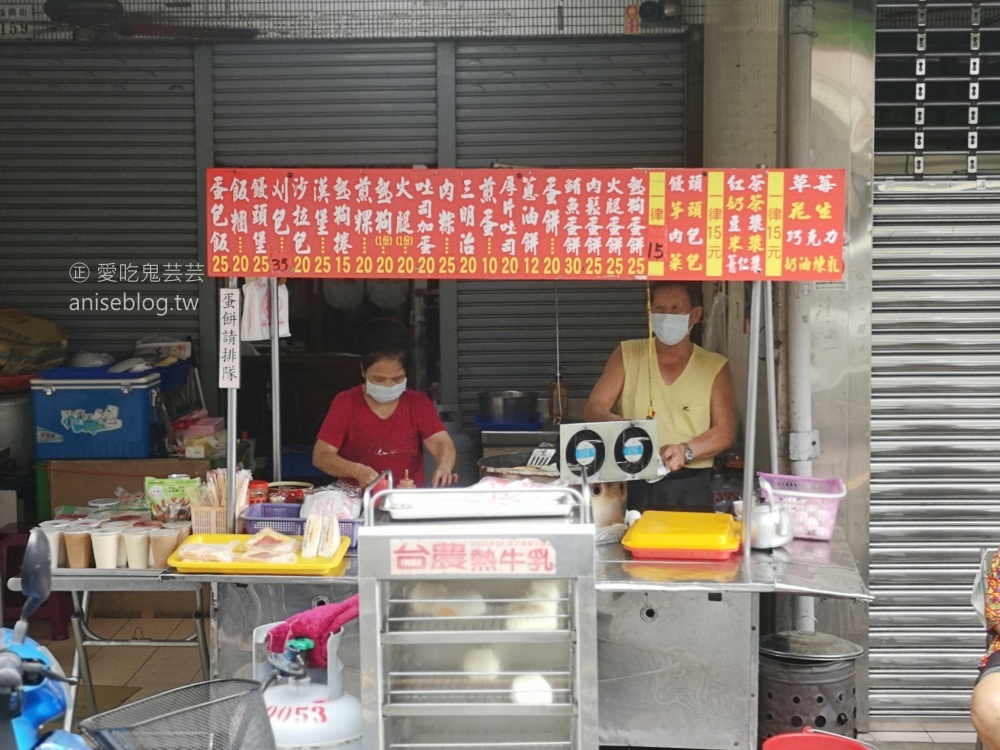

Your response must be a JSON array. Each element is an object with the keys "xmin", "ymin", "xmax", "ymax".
[
  {"xmin": 547, "ymin": 373, "xmax": 570, "ymax": 424},
  {"xmin": 248, "ymin": 480, "xmax": 270, "ymax": 505},
  {"xmin": 398, "ymin": 470, "xmax": 416, "ymax": 489}
]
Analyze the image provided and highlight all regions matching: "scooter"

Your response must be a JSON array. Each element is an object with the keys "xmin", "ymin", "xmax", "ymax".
[{"xmin": 0, "ymin": 528, "xmax": 89, "ymax": 749}]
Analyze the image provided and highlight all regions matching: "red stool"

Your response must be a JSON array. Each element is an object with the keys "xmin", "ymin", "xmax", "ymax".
[{"xmin": 0, "ymin": 523, "xmax": 71, "ymax": 641}]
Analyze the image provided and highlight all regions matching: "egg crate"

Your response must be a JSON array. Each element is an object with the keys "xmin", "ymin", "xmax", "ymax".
[
  {"xmin": 757, "ymin": 472, "xmax": 846, "ymax": 541},
  {"xmin": 559, "ymin": 419, "xmax": 659, "ymax": 483}
]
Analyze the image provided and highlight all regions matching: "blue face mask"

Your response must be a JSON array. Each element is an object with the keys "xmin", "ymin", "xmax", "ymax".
[
  {"xmin": 366, "ymin": 379, "xmax": 407, "ymax": 404},
  {"xmin": 651, "ymin": 313, "xmax": 691, "ymax": 346}
]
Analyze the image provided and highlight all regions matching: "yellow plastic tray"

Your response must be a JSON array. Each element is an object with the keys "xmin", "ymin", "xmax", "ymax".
[
  {"xmin": 622, "ymin": 511, "xmax": 742, "ymax": 560},
  {"xmin": 168, "ymin": 533, "xmax": 350, "ymax": 576}
]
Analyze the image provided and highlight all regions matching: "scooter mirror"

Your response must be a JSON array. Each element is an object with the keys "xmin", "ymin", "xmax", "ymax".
[{"xmin": 12, "ymin": 530, "xmax": 52, "ymax": 645}]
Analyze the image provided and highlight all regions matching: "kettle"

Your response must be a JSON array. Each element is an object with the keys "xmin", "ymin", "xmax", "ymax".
[{"xmin": 734, "ymin": 501, "xmax": 794, "ymax": 550}]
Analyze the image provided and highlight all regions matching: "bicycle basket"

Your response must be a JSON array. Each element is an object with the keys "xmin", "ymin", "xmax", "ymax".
[{"xmin": 79, "ymin": 679, "xmax": 276, "ymax": 750}]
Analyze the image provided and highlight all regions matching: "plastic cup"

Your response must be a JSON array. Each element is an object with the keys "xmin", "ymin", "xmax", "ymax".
[
  {"xmin": 63, "ymin": 527, "xmax": 93, "ymax": 569},
  {"xmin": 90, "ymin": 527, "xmax": 122, "ymax": 570},
  {"xmin": 165, "ymin": 521, "xmax": 192, "ymax": 545},
  {"xmin": 149, "ymin": 528, "xmax": 180, "ymax": 569},
  {"xmin": 37, "ymin": 520, "xmax": 70, "ymax": 569},
  {"xmin": 123, "ymin": 527, "xmax": 151, "ymax": 570},
  {"xmin": 99, "ymin": 522, "xmax": 132, "ymax": 567}
]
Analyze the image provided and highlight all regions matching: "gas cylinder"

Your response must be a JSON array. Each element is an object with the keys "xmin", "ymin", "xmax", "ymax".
[{"xmin": 255, "ymin": 625, "xmax": 364, "ymax": 749}]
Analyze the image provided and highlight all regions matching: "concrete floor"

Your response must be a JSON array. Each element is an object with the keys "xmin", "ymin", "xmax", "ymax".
[{"xmin": 26, "ymin": 619, "xmax": 982, "ymax": 749}]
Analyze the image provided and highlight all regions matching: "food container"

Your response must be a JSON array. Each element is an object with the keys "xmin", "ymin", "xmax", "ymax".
[
  {"xmin": 622, "ymin": 510, "xmax": 742, "ymax": 560},
  {"xmin": 477, "ymin": 390, "xmax": 539, "ymax": 424},
  {"xmin": 268, "ymin": 481, "xmax": 312, "ymax": 504},
  {"xmin": 247, "ymin": 480, "xmax": 270, "ymax": 505}
]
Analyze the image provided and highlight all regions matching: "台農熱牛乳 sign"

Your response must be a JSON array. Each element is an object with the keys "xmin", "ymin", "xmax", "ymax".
[{"xmin": 206, "ymin": 167, "xmax": 846, "ymax": 282}]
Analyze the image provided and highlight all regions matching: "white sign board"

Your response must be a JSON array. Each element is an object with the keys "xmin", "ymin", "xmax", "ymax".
[
  {"xmin": 218, "ymin": 288, "xmax": 241, "ymax": 389},
  {"xmin": 389, "ymin": 537, "xmax": 557, "ymax": 576}
]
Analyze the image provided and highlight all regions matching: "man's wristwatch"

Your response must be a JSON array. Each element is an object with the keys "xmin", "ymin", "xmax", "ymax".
[{"xmin": 682, "ymin": 443, "xmax": 695, "ymax": 463}]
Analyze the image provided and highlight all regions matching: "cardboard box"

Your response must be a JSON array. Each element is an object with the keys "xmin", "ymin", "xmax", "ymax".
[{"xmin": 42, "ymin": 458, "xmax": 212, "ymax": 516}]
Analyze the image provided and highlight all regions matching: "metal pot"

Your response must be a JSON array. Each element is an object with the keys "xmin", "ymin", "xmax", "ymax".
[
  {"xmin": 477, "ymin": 390, "xmax": 538, "ymax": 424},
  {"xmin": 0, "ymin": 393, "xmax": 33, "ymax": 475}
]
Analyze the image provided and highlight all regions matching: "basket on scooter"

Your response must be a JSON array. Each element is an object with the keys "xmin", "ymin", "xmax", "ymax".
[{"xmin": 78, "ymin": 679, "xmax": 275, "ymax": 750}]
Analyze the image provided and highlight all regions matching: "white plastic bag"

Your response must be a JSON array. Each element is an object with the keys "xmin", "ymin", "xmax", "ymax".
[{"xmin": 240, "ymin": 279, "xmax": 290, "ymax": 341}]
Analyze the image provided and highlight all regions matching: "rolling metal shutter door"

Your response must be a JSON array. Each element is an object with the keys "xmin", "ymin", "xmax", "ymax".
[
  {"xmin": 454, "ymin": 38, "xmax": 687, "ymax": 425},
  {"xmin": 211, "ymin": 42, "xmax": 438, "ymax": 166},
  {"xmin": 0, "ymin": 46, "xmax": 200, "ymax": 356},
  {"xmin": 870, "ymin": 183, "xmax": 1000, "ymax": 716}
]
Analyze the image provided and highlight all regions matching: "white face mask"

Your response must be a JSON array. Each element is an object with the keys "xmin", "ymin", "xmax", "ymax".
[
  {"xmin": 366, "ymin": 378, "xmax": 406, "ymax": 404},
  {"xmin": 651, "ymin": 313, "xmax": 691, "ymax": 346}
]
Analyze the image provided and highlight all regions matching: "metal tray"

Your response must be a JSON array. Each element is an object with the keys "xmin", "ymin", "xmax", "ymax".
[{"xmin": 383, "ymin": 491, "xmax": 574, "ymax": 521}]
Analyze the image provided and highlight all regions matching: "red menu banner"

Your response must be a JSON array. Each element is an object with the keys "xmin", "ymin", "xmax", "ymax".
[{"xmin": 206, "ymin": 168, "xmax": 846, "ymax": 281}]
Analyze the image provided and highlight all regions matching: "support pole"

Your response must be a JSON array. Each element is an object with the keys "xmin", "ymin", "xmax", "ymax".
[
  {"xmin": 741, "ymin": 281, "xmax": 763, "ymax": 572},
  {"xmin": 226, "ymin": 277, "xmax": 238, "ymax": 533},
  {"xmin": 788, "ymin": 0, "xmax": 817, "ymax": 634},
  {"xmin": 269, "ymin": 277, "xmax": 282, "ymax": 482},
  {"xmin": 764, "ymin": 281, "xmax": 779, "ymax": 473}
]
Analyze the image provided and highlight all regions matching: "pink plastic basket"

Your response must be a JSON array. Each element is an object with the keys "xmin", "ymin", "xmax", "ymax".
[{"xmin": 757, "ymin": 472, "xmax": 846, "ymax": 541}]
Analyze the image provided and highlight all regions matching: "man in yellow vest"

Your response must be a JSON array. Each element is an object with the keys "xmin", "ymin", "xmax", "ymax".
[{"xmin": 582, "ymin": 281, "xmax": 736, "ymax": 512}]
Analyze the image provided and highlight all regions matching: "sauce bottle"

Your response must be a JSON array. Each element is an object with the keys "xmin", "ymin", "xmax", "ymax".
[{"xmin": 398, "ymin": 470, "xmax": 416, "ymax": 489}]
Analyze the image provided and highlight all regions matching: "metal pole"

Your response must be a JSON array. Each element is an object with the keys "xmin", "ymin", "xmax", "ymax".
[
  {"xmin": 788, "ymin": 0, "xmax": 817, "ymax": 634},
  {"xmin": 787, "ymin": 0, "xmax": 815, "ymax": 479},
  {"xmin": 741, "ymin": 281, "xmax": 763, "ymax": 572},
  {"xmin": 764, "ymin": 281, "xmax": 779, "ymax": 473},
  {"xmin": 226, "ymin": 277, "xmax": 238, "ymax": 533},
  {"xmin": 269, "ymin": 277, "xmax": 282, "ymax": 482}
]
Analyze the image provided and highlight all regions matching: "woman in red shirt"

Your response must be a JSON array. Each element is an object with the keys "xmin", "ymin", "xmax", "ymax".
[{"xmin": 312, "ymin": 343, "xmax": 457, "ymax": 488}]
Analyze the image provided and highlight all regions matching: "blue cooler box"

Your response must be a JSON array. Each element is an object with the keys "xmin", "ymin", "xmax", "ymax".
[{"xmin": 31, "ymin": 370, "xmax": 161, "ymax": 459}]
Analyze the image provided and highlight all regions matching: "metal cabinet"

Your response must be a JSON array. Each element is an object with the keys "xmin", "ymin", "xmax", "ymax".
[{"xmin": 358, "ymin": 498, "xmax": 597, "ymax": 750}]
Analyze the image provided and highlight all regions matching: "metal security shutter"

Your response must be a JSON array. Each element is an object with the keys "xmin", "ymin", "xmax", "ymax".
[
  {"xmin": 870, "ymin": 182, "xmax": 1000, "ymax": 716},
  {"xmin": 0, "ymin": 46, "xmax": 200, "ymax": 356},
  {"xmin": 212, "ymin": 42, "xmax": 438, "ymax": 166},
  {"xmin": 454, "ymin": 38, "xmax": 687, "ymax": 425}
]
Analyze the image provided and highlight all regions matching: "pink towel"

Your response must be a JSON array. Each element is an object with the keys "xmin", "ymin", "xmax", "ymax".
[{"xmin": 267, "ymin": 594, "xmax": 360, "ymax": 669}]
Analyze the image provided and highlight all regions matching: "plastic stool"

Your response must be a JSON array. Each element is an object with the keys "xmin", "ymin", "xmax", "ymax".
[
  {"xmin": 0, "ymin": 523, "xmax": 71, "ymax": 640},
  {"xmin": 763, "ymin": 727, "xmax": 872, "ymax": 749}
]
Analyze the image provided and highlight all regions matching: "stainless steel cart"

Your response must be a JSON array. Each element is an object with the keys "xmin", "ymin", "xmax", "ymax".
[{"xmin": 358, "ymin": 482, "xmax": 598, "ymax": 750}]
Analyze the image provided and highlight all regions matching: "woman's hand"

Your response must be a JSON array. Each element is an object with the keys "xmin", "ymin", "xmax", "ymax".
[
  {"xmin": 355, "ymin": 464, "xmax": 380, "ymax": 488},
  {"xmin": 431, "ymin": 466, "xmax": 459, "ymax": 488}
]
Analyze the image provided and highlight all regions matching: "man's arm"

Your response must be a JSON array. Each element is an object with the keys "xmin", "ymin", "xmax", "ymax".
[
  {"xmin": 312, "ymin": 439, "xmax": 378, "ymax": 486},
  {"xmin": 659, "ymin": 363, "xmax": 736, "ymax": 471},
  {"xmin": 581, "ymin": 346, "xmax": 626, "ymax": 422}
]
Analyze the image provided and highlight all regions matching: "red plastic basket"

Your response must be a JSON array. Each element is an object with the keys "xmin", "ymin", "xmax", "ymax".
[
  {"xmin": 0, "ymin": 372, "xmax": 35, "ymax": 393},
  {"xmin": 763, "ymin": 727, "xmax": 873, "ymax": 749},
  {"xmin": 757, "ymin": 472, "xmax": 846, "ymax": 541}
]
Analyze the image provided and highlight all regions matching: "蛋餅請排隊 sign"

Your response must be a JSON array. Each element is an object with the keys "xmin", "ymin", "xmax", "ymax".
[{"xmin": 206, "ymin": 167, "xmax": 845, "ymax": 282}]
